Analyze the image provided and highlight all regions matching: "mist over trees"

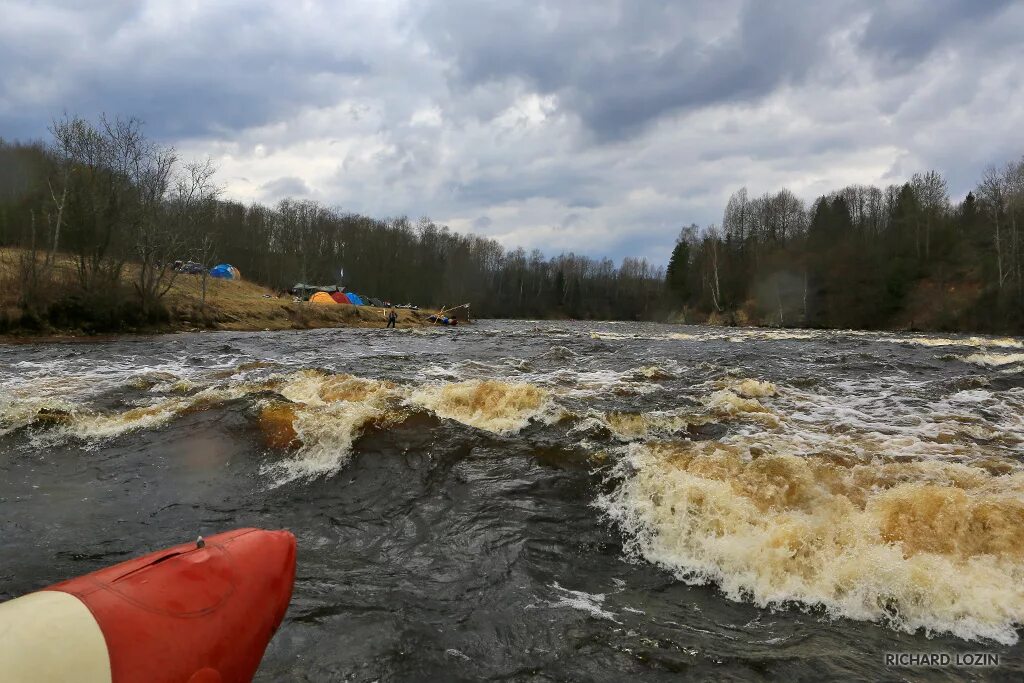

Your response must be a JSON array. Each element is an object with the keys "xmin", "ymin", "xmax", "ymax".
[{"xmin": 1, "ymin": 113, "xmax": 1023, "ymax": 332}]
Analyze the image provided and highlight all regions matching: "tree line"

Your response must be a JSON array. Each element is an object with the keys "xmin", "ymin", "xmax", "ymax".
[
  {"xmin": 2, "ymin": 113, "xmax": 1022, "ymax": 332},
  {"xmin": 0, "ymin": 115, "xmax": 664, "ymax": 330},
  {"xmin": 667, "ymin": 163, "xmax": 1024, "ymax": 332}
]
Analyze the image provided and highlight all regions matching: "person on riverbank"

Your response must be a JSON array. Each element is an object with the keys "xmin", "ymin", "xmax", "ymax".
[{"xmin": 386, "ymin": 308, "xmax": 398, "ymax": 328}]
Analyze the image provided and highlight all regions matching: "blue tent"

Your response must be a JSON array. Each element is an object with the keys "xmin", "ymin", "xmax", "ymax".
[
  {"xmin": 347, "ymin": 293, "xmax": 365, "ymax": 306},
  {"xmin": 210, "ymin": 264, "xmax": 240, "ymax": 279}
]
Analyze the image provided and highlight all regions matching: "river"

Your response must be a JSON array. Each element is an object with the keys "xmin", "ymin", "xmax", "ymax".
[{"xmin": 2, "ymin": 321, "xmax": 1023, "ymax": 681}]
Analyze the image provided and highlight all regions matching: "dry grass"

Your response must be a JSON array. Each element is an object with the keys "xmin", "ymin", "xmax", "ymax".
[
  {"xmin": 163, "ymin": 273, "xmax": 433, "ymax": 331},
  {"xmin": 0, "ymin": 247, "xmax": 439, "ymax": 333},
  {"xmin": 0, "ymin": 247, "xmax": 47, "ymax": 321}
]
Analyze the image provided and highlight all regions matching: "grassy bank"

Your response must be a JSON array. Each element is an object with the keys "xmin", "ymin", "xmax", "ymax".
[
  {"xmin": 159, "ymin": 275, "xmax": 433, "ymax": 332},
  {"xmin": 0, "ymin": 248, "xmax": 438, "ymax": 336}
]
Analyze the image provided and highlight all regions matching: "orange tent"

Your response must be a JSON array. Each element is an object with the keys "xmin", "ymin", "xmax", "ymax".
[{"xmin": 310, "ymin": 292, "xmax": 336, "ymax": 304}]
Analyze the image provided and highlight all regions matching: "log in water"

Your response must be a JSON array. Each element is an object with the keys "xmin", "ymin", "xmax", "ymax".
[{"xmin": 2, "ymin": 322, "xmax": 1023, "ymax": 680}]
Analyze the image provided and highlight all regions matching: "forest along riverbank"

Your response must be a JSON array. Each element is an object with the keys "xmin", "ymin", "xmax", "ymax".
[{"xmin": 2, "ymin": 321, "xmax": 1023, "ymax": 680}]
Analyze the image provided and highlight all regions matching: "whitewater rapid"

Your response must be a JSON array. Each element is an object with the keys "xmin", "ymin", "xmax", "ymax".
[{"xmin": 2, "ymin": 322, "xmax": 1023, "ymax": 678}]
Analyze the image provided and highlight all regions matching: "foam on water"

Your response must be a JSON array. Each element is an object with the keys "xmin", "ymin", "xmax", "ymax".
[
  {"xmin": 628, "ymin": 365, "xmax": 677, "ymax": 381},
  {"xmin": 52, "ymin": 386, "xmax": 252, "ymax": 443},
  {"xmin": 703, "ymin": 390, "xmax": 777, "ymax": 424},
  {"xmin": 728, "ymin": 378, "xmax": 777, "ymax": 398},
  {"xmin": 408, "ymin": 379, "xmax": 553, "ymax": 434},
  {"xmin": 257, "ymin": 371, "xmax": 402, "ymax": 485},
  {"xmin": 963, "ymin": 352, "xmax": 1024, "ymax": 367},
  {"xmin": 890, "ymin": 335, "xmax": 1024, "ymax": 349},
  {"xmin": 255, "ymin": 373, "xmax": 561, "ymax": 483},
  {"xmin": 535, "ymin": 582, "xmax": 621, "ymax": 623},
  {"xmin": 0, "ymin": 395, "xmax": 77, "ymax": 437},
  {"xmin": 597, "ymin": 367, "xmax": 1024, "ymax": 645},
  {"xmin": 262, "ymin": 399, "xmax": 396, "ymax": 484}
]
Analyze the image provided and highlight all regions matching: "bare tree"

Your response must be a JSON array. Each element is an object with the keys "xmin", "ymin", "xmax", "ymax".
[
  {"xmin": 1003, "ymin": 159, "xmax": 1024, "ymax": 297},
  {"xmin": 723, "ymin": 188, "xmax": 750, "ymax": 244},
  {"xmin": 16, "ymin": 209, "xmax": 48, "ymax": 319},
  {"xmin": 49, "ymin": 114, "xmax": 137, "ymax": 295},
  {"xmin": 703, "ymin": 225, "xmax": 724, "ymax": 312},
  {"xmin": 132, "ymin": 141, "xmax": 178, "ymax": 317},
  {"xmin": 174, "ymin": 159, "xmax": 221, "ymax": 316},
  {"xmin": 911, "ymin": 170, "xmax": 949, "ymax": 261},
  {"xmin": 977, "ymin": 166, "xmax": 1009, "ymax": 289}
]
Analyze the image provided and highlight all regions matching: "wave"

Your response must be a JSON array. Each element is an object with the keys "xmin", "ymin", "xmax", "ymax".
[
  {"xmin": 275, "ymin": 370, "xmax": 396, "ymax": 406},
  {"xmin": 593, "ymin": 328, "xmax": 823, "ymax": 344},
  {"xmin": 258, "ymin": 371, "xmax": 402, "ymax": 485},
  {"xmin": 962, "ymin": 352, "xmax": 1024, "ymax": 367},
  {"xmin": 5, "ymin": 365, "xmax": 560, "ymax": 480},
  {"xmin": 537, "ymin": 345, "xmax": 577, "ymax": 361},
  {"xmin": 126, "ymin": 371, "xmax": 183, "ymax": 390},
  {"xmin": 704, "ymin": 390, "xmax": 776, "ymax": 423},
  {"xmin": 627, "ymin": 365, "xmax": 676, "ymax": 381},
  {"xmin": 261, "ymin": 399, "xmax": 398, "ymax": 485},
  {"xmin": 407, "ymin": 379, "xmax": 553, "ymax": 434},
  {"xmin": 602, "ymin": 410, "xmax": 696, "ymax": 441},
  {"xmin": 589, "ymin": 331, "xmax": 640, "ymax": 341},
  {"xmin": 561, "ymin": 378, "xmax": 779, "ymax": 443},
  {"xmin": 697, "ymin": 378, "xmax": 780, "ymax": 425},
  {"xmin": 0, "ymin": 395, "xmax": 77, "ymax": 437},
  {"xmin": 258, "ymin": 374, "xmax": 556, "ymax": 484},
  {"xmin": 598, "ymin": 442, "xmax": 1024, "ymax": 644},
  {"xmin": 2, "ymin": 384, "xmax": 252, "ymax": 443},
  {"xmin": 894, "ymin": 335, "xmax": 1024, "ymax": 349},
  {"xmin": 59, "ymin": 386, "xmax": 251, "ymax": 442},
  {"xmin": 719, "ymin": 377, "xmax": 777, "ymax": 398}
]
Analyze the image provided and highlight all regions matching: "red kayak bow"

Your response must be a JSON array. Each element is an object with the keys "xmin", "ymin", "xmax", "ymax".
[{"xmin": 0, "ymin": 528, "xmax": 296, "ymax": 683}]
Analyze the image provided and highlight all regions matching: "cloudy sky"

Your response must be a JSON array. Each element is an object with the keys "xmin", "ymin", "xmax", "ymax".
[{"xmin": 2, "ymin": 0, "xmax": 1022, "ymax": 264}]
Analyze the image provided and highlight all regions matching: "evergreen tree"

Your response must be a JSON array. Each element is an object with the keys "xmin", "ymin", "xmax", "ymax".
[{"xmin": 665, "ymin": 238, "xmax": 690, "ymax": 303}]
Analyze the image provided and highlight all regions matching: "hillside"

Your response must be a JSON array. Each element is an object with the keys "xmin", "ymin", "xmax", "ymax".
[
  {"xmin": 161, "ymin": 274, "xmax": 432, "ymax": 332},
  {"xmin": 0, "ymin": 248, "xmax": 437, "ymax": 336}
]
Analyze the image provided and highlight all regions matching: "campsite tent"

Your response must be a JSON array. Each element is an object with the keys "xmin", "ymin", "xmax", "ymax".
[
  {"xmin": 330, "ymin": 291, "xmax": 352, "ymax": 304},
  {"xmin": 347, "ymin": 293, "xmax": 365, "ymax": 306},
  {"xmin": 310, "ymin": 292, "xmax": 336, "ymax": 304},
  {"xmin": 210, "ymin": 264, "xmax": 241, "ymax": 280}
]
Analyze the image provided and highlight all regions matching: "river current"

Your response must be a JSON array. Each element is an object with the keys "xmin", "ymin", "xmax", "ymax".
[{"xmin": 2, "ymin": 321, "xmax": 1023, "ymax": 681}]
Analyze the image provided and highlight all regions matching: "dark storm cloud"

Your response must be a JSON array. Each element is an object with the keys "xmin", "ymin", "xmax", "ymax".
[
  {"xmin": 567, "ymin": 3, "xmax": 848, "ymax": 140},
  {"xmin": 260, "ymin": 176, "xmax": 313, "ymax": 202},
  {"xmin": 0, "ymin": 1, "xmax": 369, "ymax": 141},
  {"xmin": 444, "ymin": 165, "xmax": 603, "ymax": 206},
  {"xmin": 418, "ymin": 0, "xmax": 849, "ymax": 139},
  {"xmin": 859, "ymin": 0, "xmax": 1015, "ymax": 65}
]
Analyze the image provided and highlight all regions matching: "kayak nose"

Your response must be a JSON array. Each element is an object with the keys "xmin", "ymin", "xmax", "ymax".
[
  {"xmin": 189, "ymin": 527, "xmax": 298, "ymax": 642},
  {"xmin": 251, "ymin": 528, "xmax": 298, "ymax": 632},
  {"xmin": 2, "ymin": 527, "xmax": 299, "ymax": 683}
]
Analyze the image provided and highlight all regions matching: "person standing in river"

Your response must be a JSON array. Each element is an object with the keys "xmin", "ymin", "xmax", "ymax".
[{"xmin": 386, "ymin": 307, "xmax": 398, "ymax": 328}]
